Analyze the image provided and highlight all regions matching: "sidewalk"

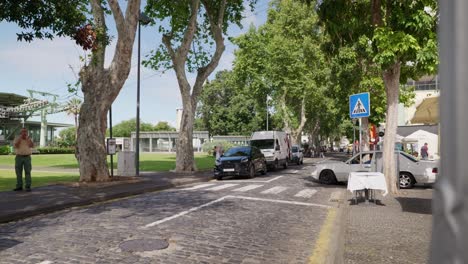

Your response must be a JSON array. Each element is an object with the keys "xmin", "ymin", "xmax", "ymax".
[
  {"xmin": 341, "ymin": 187, "xmax": 433, "ymax": 264},
  {"xmin": 0, "ymin": 170, "xmax": 214, "ymax": 224}
]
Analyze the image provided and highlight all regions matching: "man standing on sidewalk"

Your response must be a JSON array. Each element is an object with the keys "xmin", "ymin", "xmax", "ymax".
[{"xmin": 13, "ymin": 128, "xmax": 34, "ymax": 192}]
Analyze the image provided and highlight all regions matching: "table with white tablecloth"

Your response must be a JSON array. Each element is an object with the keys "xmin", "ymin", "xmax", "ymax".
[{"xmin": 347, "ymin": 172, "xmax": 388, "ymax": 203}]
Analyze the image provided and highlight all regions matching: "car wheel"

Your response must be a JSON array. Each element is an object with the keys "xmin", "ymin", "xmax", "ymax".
[
  {"xmin": 296, "ymin": 158, "xmax": 300, "ymax": 165},
  {"xmin": 300, "ymin": 158, "xmax": 304, "ymax": 165},
  {"xmin": 319, "ymin": 170, "xmax": 337, "ymax": 185},
  {"xmin": 216, "ymin": 175, "xmax": 223, "ymax": 181},
  {"xmin": 249, "ymin": 164, "xmax": 256, "ymax": 179},
  {"xmin": 283, "ymin": 160, "xmax": 288, "ymax": 169},
  {"xmin": 261, "ymin": 162, "xmax": 267, "ymax": 175},
  {"xmin": 399, "ymin": 172, "xmax": 415, "ymax": 189}
]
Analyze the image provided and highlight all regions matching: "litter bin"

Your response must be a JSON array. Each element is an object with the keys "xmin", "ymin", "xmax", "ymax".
[{"xmin": 118, "ymin": 151, "xmax": 136, "ymax": 176}]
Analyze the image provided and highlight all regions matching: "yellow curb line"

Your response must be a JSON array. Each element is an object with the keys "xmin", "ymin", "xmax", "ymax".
[{"xmin": 309, "ymin": 207, "xmax": 337, "ymax": 264}]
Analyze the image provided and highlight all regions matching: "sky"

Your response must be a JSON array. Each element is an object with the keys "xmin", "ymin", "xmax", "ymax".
[{"xmin": 0, "ymin": 1, "xmax": 270, "ymax": 128}]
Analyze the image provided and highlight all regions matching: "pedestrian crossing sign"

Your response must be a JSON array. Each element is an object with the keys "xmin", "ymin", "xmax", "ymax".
[{"xmin": 349, "ymin": 92, "xmax": 370, "ymax": 118}]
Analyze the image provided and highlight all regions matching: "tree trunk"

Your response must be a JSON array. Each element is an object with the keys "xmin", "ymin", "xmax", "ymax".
[
  {"xmin": 176, "ymin": 100, "xmax": 196, "ymax": 172},
  {"xmin": 293, "ymin": 97, "xmax": 307, "ymax": 145},
  {"xmin": 162, "ymin": 0, "xmax": 226, "ymax": 172},
  {"xmin": 280, "ymin": 90, "xmax": 307, "ymax": 146},
  {"xmin": 76, "ymin": 79, "xmax": 110, "ymax": 181},
  {"xmin": 74, "ymin": 0, "xmax": 140, "ymax": 182},
  {"xmin": 280, "ymin": 89, "xmax": 292, "ymax": 135},
  {"xmin": 382, "ymin": 62, "xmax": 401, "ymax": 195},
  {"xmin": 361, "ymin": 117, "xmax": 370, "ymax": 151},
  {"xmin": 74, "ymin": 114, "xmax": 78, "ymax": 140},
  {"xmin": 360, "ymin": 117, "xmax": 371, "ymax": 162}
]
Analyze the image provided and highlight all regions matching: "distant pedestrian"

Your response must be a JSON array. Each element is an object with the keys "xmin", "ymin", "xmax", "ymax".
[
  {"xmin": 353, "ymin": 140, "xmax": 360, "ymax": 154},
  {"xmin": 420, "ymin": 143, "xmax": 429, "ymax": 160},
  {"xmin": 215, "ymin": 145, "xmax": 223, "ymax": 166},
  {"xmin": 320, "ymin": 146, "xmax": 325, "ymax": 158},
  {"xmin": 13, "ymin": 128, "xmax": 34, "ymax": 192}
]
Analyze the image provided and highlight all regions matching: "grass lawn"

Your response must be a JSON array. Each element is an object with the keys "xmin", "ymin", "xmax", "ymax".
[
  {"xmin": 0, "ymin": 153, "xmax": 215, "ymax": 192},
  {"xmin": 0, "ymin": 153, "xmax": 215, "ymax": 171},
  {"xmin": 0, "ymin": 169, "xmax": 79, "ymax": 192},
  {"xmin": 0, "ymin": 154, "xmax": 80, "ymax": 168}
]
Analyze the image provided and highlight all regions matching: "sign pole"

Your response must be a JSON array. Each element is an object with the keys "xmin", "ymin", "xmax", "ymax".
[
  {"xmin": 109, "ymin": 106, "xmax": 114, "ymax": 177},
  {"xmin": 359, "ymin": 118, "xmax": 362, "ymax": 154},
  {"xmin": 353, "ymin": 121, "xmax": 356, "ymax": 155}
]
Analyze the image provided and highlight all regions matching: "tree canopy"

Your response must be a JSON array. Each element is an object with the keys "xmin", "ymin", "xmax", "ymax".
[
  {"xmin": 0, "ymin": 0, "xmax": 87, "ymax": 41},
  {"xmin": 318, "ymin": 0, "xmax": 438, "ymax": 193},
  {"xmin": 108, "ymin": 118, "xmax": 157, "ymax": 138}
]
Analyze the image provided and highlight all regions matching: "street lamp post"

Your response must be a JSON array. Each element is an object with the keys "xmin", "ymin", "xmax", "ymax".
[
  {"xmin": 136, "ymin": 11, "xmax": 152, "ymax": 176},
  {"xmin": 266, "ymin": 95, "xmax": 271, "ymax": 131}
]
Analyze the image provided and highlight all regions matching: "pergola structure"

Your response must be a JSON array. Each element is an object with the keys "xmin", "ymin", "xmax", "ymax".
[{"xmin": 0, "ymin": 92, "xmax": 72, "ymax": 146}]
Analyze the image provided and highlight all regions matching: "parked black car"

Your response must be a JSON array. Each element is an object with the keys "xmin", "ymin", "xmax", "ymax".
[{"xmin": 214, "ymin": 146, "xmax": 267, "ymax": 180}]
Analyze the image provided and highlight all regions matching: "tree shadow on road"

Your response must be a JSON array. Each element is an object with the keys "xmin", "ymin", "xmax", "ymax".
[
  {"xmin": 301, "ymin": 176, "xmax": 347, "ymax": 189},
  {"xmin": 0, "ymin": 238, "xmax": 22, "ymax": 252},
  {"xmin": 396, "ymin": 197, "xmax": 432, "ymax": 215}
]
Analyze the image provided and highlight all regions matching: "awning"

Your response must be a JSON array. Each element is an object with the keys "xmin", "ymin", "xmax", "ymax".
[{"xmin": 411, "ymin": 96, "xmax": 439, "ymax": 124}]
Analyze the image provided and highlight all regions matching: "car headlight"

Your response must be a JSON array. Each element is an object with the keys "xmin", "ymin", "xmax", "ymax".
[{"xmin": 241, "ymin": 158, "xmax": 249, "ymax": 163}]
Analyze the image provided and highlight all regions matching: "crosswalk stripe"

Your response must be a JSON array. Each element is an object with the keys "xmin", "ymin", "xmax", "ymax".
[
  {"xmin": 182, "ymin": 183, "xmax": 216, "ymax": 190},
  {"xmin": 261, "ymin": 186, "xmax": 288, "ymax": 195},
  {"xmin": 232, "ymin": 184, "xmax": 264, "ymax": 192},
  {"xmin": 294, "ymin": 189, "xmax": 317, "ymax": 198},
  {"xmin": 206, "ymin": 183, "xmax": 239, "ymax": 191}
]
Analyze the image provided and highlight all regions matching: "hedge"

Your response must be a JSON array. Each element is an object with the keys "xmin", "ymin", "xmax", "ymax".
[
  {"xmin": 36, "ymin": 147, "xmax": 75, "ymax": 154},
  {"xmin": 202, "ymin": 141, "xmax": 235, "ymax": 156},
  {"xmin": 0, "ymin": 146, "xmax": 10, "ymax": 155}
]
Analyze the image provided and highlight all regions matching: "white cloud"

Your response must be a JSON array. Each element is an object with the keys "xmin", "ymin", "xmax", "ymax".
[
  {"xmin": 218, "ymin": 51, "xmax": 235, "ymax": 71},
  {"xmin": 241, "ymin": 3, "xmax": 258, "ymax": 28},
  {"xmin": 0, "ymin": 37, "xmax": 82, "ymax": 78}
]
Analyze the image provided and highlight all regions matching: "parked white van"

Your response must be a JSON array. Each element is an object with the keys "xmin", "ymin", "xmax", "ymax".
[{"xmin": 250, "ymin": 131, "xmax": 291, "ymax": 170}]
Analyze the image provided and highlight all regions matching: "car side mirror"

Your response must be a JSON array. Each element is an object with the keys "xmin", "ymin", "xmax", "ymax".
[{"xmin": 275, "ymin": 146, "xmax": 280, "ymax": 151}]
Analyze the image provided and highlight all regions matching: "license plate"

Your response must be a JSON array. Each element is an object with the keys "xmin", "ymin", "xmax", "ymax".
[{"xmin": 223, "ymin": 168, "xmax": 235, "ymax": 172}]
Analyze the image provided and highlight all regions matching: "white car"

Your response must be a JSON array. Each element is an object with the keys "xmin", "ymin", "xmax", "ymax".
[
  {"xmin": 291, "ymin": 145, "xmax": 304, "ymax": 165},
  {"xmin": 310, "ymin": 151, "xmax": 438, "ymax": 189}
]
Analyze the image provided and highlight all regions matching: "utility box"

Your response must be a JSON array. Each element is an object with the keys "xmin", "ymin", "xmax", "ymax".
[{"xmin": 118, "ymin": 151, "xmax": 136, "ymax": 176}]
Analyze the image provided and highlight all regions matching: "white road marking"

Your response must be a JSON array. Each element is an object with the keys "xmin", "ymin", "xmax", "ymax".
[
  {"xmin": 181, "ymin": 183, "xmax": 216, "ymax": 190},
  {"xmin": 224, "ymin": 175, "xmax": 283, "ymax": 183},
  {"xmin": 143, "ymin": 195, "xmax": 330, "ymax": 228},
  {"xmin": 144, "ymin": 196, "xmax": 229, "ymax": 228},
  {"xmin": 37, "ymin": 261, "xmax": 53, "ymax": 264},
  {"xmin": 232, "ymin": 184, "xmax": 264, "ymax": 192},
  {"xmin": 261, "ymin": 186, "xmax": 288, "ymax": 194},
  {"xmin": 294, "ymin": 189, "xmax": 318, "ymax": 198},
  {"xmin": 205, "ymin": 183, "xmax": 239, "ymax": 191},
  {"xmin": 230, "ymin": 195, "xmax": 331, "ymax": 208},
  {"xmin": 291, "ymin": 170, "xmax": 299, "ymax": 174}
]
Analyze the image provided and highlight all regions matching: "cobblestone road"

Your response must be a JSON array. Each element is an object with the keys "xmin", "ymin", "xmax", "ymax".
[{"xmin": 0, "ymin": 162, "xmax": 344, "ymax": 264}]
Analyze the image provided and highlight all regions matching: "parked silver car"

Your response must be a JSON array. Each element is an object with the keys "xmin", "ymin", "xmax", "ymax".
[
  {"xmin": 310, "ymin": 151, "xmax": 438, "ymax": 189},
  {"xmin": 291, "ymin": 145, "xmax": 304, "ymax": 165}
]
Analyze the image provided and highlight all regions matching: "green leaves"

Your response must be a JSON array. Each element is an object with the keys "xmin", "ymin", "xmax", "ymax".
[
  {"xmin": 372, "ymin": 27, "xmax": 419, "ymax": 68},
  {"xmin": 0, "ymin": 0, "xmax": 88, "ymax": 42},
  {"xmin": 107, "ymin": 118, "xmax": 172, "ymax": 137},
  {"xmin": 144, "ymin": 0, "xmax": 257, "ymax": 73},
  {"xmin": 196, "ymin": 70, "xmax": 263, "ymax": 136}
]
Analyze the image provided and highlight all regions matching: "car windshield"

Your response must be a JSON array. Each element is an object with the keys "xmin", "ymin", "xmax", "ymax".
[
  {"xmin": 292, "ymin": 146, "xmax": 299, "ymax": 153},
  {"xmin": 224, "ymin": 147, "xmax": 251, "ymax": 157},
  {"xmin": 251, "ymin": 139, "xmax": 274, "ymax": 150}
]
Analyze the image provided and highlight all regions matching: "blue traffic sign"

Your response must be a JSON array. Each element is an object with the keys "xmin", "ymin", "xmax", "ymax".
[{"xmin": 349, "ymin": 92, "xmax": 370, "ymax": 118}]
